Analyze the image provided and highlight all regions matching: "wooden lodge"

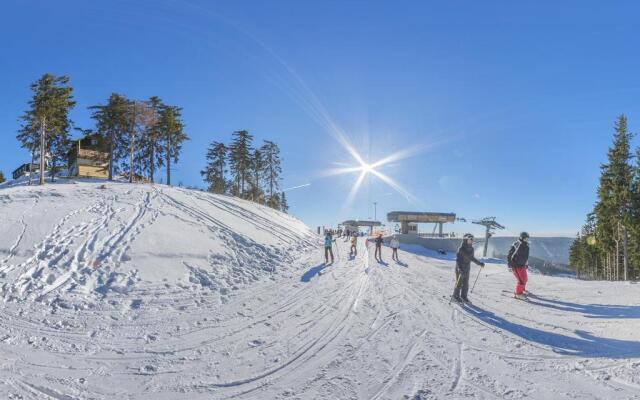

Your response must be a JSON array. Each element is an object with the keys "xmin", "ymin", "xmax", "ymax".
[{"xmin": 68, "ymin": 135, "xmax": 109, "ymax": 179}]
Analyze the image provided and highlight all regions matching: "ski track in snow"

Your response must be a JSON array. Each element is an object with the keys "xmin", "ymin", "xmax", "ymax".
[{"xmin": 0, "ymin": 181, "xmax": 639, "ymax": 399}]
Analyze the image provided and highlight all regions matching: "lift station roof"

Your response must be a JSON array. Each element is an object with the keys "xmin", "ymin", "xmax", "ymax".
[
  {"xmin": 342, "ymin": 220, "xmax": 382, "ymax": 227},
  {"xmin": 387, "ymin": 211, "xmax": 456, "ymax": 224}
]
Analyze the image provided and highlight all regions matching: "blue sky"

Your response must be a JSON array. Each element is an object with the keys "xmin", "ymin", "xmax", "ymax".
[{"xmin": 1, "ymin": 0, "xmax": 639, "ymax": 237}]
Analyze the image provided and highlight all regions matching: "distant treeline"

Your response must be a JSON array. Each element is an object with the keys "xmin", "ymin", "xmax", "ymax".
[
  {"xmin": 201, "ymin": 131, "xmax": 289, "ymax": 213},
  {"xmin": 15, "ymin": 73, "xmax": 188, "ymax": 185},
  {"xmin": 570, "ymin": 115, "xmax": 640, "ymax": 281}
]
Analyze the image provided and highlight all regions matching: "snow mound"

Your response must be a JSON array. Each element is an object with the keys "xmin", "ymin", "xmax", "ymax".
[{"xmin": 0, "ymin": 180, "xmax": 318, "ymax": 306}]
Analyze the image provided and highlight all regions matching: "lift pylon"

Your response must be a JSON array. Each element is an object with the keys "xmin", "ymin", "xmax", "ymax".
[{"xmin": 472, "ymin": 217, "xmax": 505, "ymax": 257}]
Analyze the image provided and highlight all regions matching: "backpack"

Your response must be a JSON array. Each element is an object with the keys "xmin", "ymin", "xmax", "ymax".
[{"xmin": 508, "ymin": 240, "xmax": 526, "ymax": 267}]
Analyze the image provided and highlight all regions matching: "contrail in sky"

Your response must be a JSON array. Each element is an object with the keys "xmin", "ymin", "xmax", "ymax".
[{"xmin": 284, "ymin": 183, "xmax": 311, "ymax": 192}]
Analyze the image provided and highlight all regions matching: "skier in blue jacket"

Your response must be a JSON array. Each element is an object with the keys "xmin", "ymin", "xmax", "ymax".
[{"xmin": 324, "ymin": 231, "xmax": 334, "ymax": 264}]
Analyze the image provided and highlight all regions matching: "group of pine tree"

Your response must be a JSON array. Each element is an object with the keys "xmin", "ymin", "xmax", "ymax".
[
  {"xmin": 201, "ymin": 131, "xmax": 289, "ymax": 212},
  {"xmin": 16, "ymin": 73, "xmax": 188, "ymax": 185},
  {"xmin": 570, "ymin": 115, "xmax": 640, "ymax": 281},
  {"xmin": 14, "ymin": 73, "xmax": 289, "ymax": 213}
]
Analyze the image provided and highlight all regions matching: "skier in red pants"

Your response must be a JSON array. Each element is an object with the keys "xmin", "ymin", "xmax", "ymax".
[{"xmin": 508, "ymin": 232, "xmax": 530, "ymax": 300}]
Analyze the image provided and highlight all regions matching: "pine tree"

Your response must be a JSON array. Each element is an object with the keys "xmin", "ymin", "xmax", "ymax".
[
  {"xmin": 594, "ymin": 115, "xmax": 634, "ymax": 280},
  {"xmin": 48, "ymin": 133, "xmax": 71, "ymax": 181},
  {"xmin": 139, "ymin": 96, "xmax": 164, "ymax": 183},
  {"xmin": 249, "ymin": 149, "xmax": 265, "ymax": 203},
  {"xmin": 229, "ymin": 130, "xmax": 253, "ymax": 198},
  {"xmin": 260, "ymin": 140, "xmax": 282, "ymax": 208},
  {"xmin": 158, "ymin": 105, "xmax": 188, "ymax": 186},
  {"xmin": 201, "ymin": 141, "xmax": 228, "ymax": 194},
  {"xmin": 571, "ymin": 213, "xmax": 600, "ymax": 279},
  {"xmin": 122, "ymin": 100, "xmax": 156, "ymax": 183},
  {"xmin": 15, "ymin": 118, "xmax": 39, "ymax": 185},
  {"xmin": 17, "ymin": 73, "xmax": 76, "ymax": 185},
  {"xmin": 281, "ymin": 191, "xmax": 289, "ymax": 213},
  {"xmin": 629, "ymin": 145, "xmax": 640, "ymax": 278},
  {"xmin": 16, "ymin": 95, "xmax": 44, "ymax": 186},
  {"xmin": 89, "ymin": 93, "xmax": 131, "ymax": 180},
  {"xmin": 0, "ymin": 171, "xmax": 5, "ymax": 184},
  {"xmin": 569, "ymin": 234, "xmax": 582, "ymax": 277}
]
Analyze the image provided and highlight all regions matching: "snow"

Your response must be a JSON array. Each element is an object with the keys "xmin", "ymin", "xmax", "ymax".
[{"xmin": 0, "ymin": 180, "xmax": 639, "ymax": 399}]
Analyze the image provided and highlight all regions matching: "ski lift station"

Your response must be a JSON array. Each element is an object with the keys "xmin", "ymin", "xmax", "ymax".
[
  {"xmin": 387, "ymin": 211, "xmax": 456, "ymax": 237},
  {"xmin": 341, "ymin": 220, "xmax": 382, "ymax": 235},
  {"xmin": 386, "ymin": 211, "xmax": 461, "ymax": 252}
]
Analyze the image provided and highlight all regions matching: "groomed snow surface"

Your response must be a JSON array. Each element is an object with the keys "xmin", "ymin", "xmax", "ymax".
[{"xmin": 0, "ymin": 180, "xmax": 639, "ymax": 399}]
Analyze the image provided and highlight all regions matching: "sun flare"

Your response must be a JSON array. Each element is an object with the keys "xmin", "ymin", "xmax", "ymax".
[{"xmin": 324, "ymin": 142, "xmax": 421, "ymax": 211}]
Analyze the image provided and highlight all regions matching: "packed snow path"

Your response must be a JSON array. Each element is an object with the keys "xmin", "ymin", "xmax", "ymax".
[{"xmin": 0, "ymin": 182, "xmax": 639, "ymax": 399}]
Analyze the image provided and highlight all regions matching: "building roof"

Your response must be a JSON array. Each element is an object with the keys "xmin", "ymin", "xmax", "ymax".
[
  {"xmin": 342, "ymin": 220, "xmax": 382, "ymax": 227},
  {"xmin": 387, "ymin": 211, "xmax": 456, "ymax": 223}
]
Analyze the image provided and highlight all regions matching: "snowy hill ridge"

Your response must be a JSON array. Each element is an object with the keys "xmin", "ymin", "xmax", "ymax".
[{"xmin": 0, "ymin": 180, "xmax": 318, "ymax": 305}]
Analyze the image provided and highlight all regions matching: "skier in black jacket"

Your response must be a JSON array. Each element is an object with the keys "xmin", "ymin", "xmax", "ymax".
[
  {"xmin": 452, "ymin": 233, "xmax": 485, "ymax": 303},
  {"xmin": 508, "ymin": 232, "xmax": 530, "ymax": 300},
  {"xmin": 374, "ymin": 233, "xmax": 384, "ymax": 261}
]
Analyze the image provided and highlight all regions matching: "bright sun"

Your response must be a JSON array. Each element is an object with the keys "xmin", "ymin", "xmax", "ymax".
[
  {"xmin": 360, "ymin": 163, "xmax": 374, "ymax": 173},
  {"xmin": 323, "ymin": 142, "xmax": 420, "ymax": 210}
]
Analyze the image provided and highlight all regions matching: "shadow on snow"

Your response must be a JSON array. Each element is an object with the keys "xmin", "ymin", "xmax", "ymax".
[
  {"xmin": 463, "ymin": 304, "xmax": 640, "ymax": 358},
  {"xmin": 301, "ymin": 263, "xmax": 327, "ymax": 282},
  {"xmin": 528, "ymin": 296, "xmax": 640, "ymax": 319}
]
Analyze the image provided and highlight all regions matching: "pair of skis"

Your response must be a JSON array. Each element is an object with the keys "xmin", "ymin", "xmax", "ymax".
[
  {"xmin": 500, "ymin": 290, "xmax": 537, "ymax": 302},
  {"xmin": 446, "ymin": 290, "xmax": 537, "ymax": 307},
  {"xmin": 445, "ymin": 295, "xmax": 473, "ymax": 307}
]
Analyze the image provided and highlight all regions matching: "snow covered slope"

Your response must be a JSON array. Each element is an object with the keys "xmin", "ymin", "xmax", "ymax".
[
  {"xmin": 0, "ymin": 181, "xmax": 639, "ymax": 399},
  {"xmin": 0, "ymin": 181, "xmax": 317, "ymax": 305}
]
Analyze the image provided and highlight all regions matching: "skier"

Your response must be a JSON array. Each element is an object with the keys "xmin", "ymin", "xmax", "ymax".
[
  {"xmin": 324, "ymin": 231, "xmax": 334, "ymax": 264},
  {"xmin": 508, "ymin": 232, "xmax": 530, "ymax": 300},
  {"xmin": 374, "ymin": 233, "xmax": 384, "ymax": 261},
  {"xmin": 350, "ymin": 233, "xmax": 358, "ymax": 257},
  {"xmin": 452, "ymin": 233, "xmax": 485, "ymax": 304},
  {"xmin": 390, "ymin": 235, "xmax": 400, "ymax": 261}
]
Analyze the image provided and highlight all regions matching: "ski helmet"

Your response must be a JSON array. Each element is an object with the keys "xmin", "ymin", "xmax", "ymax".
[
  {"xmin": 520, "ymin": 231, "xmax": 530, "ymax": 240},
  {"xmin": 463, "ymin": 233, "xmax": 474, "ymax": 240}
]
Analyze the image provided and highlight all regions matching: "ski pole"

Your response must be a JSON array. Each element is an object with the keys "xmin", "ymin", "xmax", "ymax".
[
  {"xmin": 449, "ymin": 272, "xmax": 462, "ymax": 305},
  {"xmin": 471, "ymin": 266, "xmax": 483, "ymax": 293}
]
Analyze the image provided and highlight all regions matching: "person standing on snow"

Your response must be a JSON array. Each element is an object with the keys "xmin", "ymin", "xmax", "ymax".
[
  {"xmin": 508, "ymin": 232, "xmax": 530, "ymax": 300},
  {"xmin": 374, "ymin": 233, "xmax": 384, "ymax": 261},
  {"xmin": 350, "ymin": 233, "xmax": 358, "ymax": 257},
  {"xmin": 390, "ymin": 235, "xmax": 400, "ymax": 261},
  {"xmin": 452, "ymin": 233, "xmax": 485, "ymax": 303},
  {"xmin": 324, "ymin": 231, "xmax": 335, "ymax": 264}
]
